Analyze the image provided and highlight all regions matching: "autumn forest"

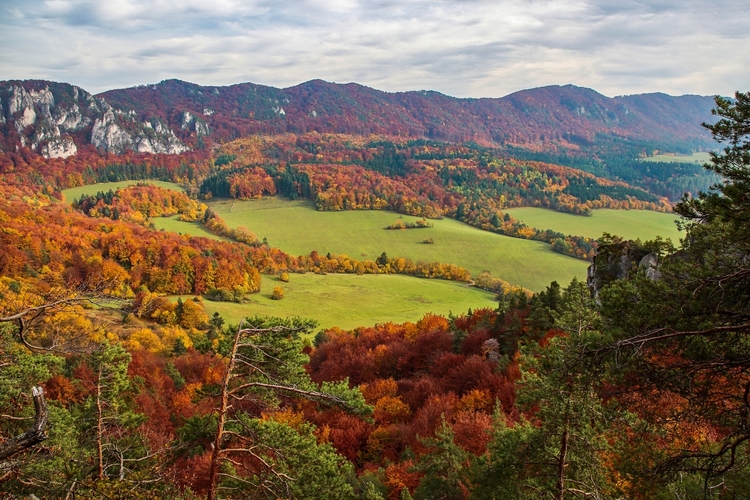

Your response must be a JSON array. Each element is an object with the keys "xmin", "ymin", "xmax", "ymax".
[{"xmin": 0, "ymin": 79, "xmax": 749, "ymax": 499}]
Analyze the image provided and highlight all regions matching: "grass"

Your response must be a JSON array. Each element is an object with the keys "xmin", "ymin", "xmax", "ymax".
[
  {"xmin": 642, "ymin": 152, "xmax": 712, "ymax": 164},
  {"xmin": 203, "ymin": 197, "xmax": 589, "ymax": 292},
  {"xmin": 504, "ymin": 208, "xmax": 683, "ymax": 243},
  {"xmin": 62, "ymin": 180, "xmax": 184, "ymax": 203},
  {"xmin": 152, "ymin": 216, "xmax": 230, "ymax": 241},
  {"xmin": 192, "ymin": 274, "xmax": 497, "ymax": 331}
]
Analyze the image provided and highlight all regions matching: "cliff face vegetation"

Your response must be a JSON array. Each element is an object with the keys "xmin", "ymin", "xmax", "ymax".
[{"xmin": 0, "ymin": 79, "xmax": 747, "ymax": 498}]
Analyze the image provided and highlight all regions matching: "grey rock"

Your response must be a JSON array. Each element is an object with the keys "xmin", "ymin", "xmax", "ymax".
[{"xmin": 42, "ymin": 137, "xmax": 78, "ymax": 158}]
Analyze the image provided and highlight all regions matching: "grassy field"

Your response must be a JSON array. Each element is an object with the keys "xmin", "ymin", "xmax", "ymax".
[
  {"xmin": 203, "ymin": 197, "xmax": 588, "ymax": 292},
  {"xmin": 62, "ymin": 180, "xmax": 184, "ymax": 203},
  {"xmin": 642, "ymin": 152, "xmax": 711, "ymax": 164},
  {"xmin": 504, "ymin": 208, "xmax": 683, "ymax": 242},
  {"xmin": 193, "ymin": 274, "xmax": 497, "ymax": 331},
  {"xmin": 153, "ymin": 216, "xmax": 230, "ymax": 241}
]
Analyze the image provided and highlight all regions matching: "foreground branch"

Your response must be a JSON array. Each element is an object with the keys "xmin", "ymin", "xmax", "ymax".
[{"xmin": 0, "ymin": 387, "xmax": 49, "ymax": 462}]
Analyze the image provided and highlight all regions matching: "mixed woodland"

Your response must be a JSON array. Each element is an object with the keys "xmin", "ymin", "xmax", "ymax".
[{"xmin": 0, "ymin": 84, "xmax": 749, "ymax": 499}]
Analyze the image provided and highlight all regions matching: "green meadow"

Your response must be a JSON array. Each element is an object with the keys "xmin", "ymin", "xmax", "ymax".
[
  {"xmin": 504, "ymin": 208, "xmax": 683, "ymax": 242},
  {"xmin": 153, "ymin": 216, "xmax": 230, "ymax": 241},
  {"xmin": 642, "ymin": 152, "xmax": 711, "ymax": 163},
  {"xmin": 194, "ymin": 274, "xmax": 497, "ymax": 331},
  {"xmin": 203, "ymin": 197, "xmax": 588, "ymax": 292},
  {"xmin": 62, "ymin": 180, "xmax": 184, "ymax": 203}
]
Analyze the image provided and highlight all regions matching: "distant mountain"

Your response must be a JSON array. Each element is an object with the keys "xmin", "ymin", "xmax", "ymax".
[{"xmin": 0, "ymin": 78, "xmax": 716, "ymax": 159}]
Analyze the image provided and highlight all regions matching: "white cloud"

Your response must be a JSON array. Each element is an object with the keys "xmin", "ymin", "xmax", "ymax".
[{"xmin": 0, "ymin": 0, "xmax": 748, "ymax": 96}]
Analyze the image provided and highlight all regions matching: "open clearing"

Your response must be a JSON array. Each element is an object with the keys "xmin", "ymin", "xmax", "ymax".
[
  {"xmin": 153, "ymin": 216, "xmax": 230, "ymax": 241},
  {"xmin": 62, "ymin": 180, "xmax": 184, "ymax": 203},
  {"xmin": 194, "ymin": 274, "xmax": 497, "ymax": 331},
  {"xmin": 66, "ymin": 183, "xmax": 680, "ymax": 291},
  {"xmin": 504, "ymin": 208, "xmax": 683, "ymax": 243},
  {"xmin": 642, "ymin": 152, "xmax": 711, "ymax": 164},
  {"xmin": 204, "ymin": 197, "xmax": 588, "ymax": 292}
]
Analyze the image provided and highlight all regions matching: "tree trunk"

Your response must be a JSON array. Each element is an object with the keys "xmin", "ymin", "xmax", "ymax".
[
  {"xmin": 0, "ymin": 386, "xmax": 49, "ymax": 461},
  {"xmin": 96, "ymin": 364, "xmax": 105, "ymax": 480},
  {"xmin": 207, "ymin": 325, "xmax": 242, "ymax": 500},
  {"xmin": 555, "ymin": 415, "xmax": 570, "ymax": 500}
]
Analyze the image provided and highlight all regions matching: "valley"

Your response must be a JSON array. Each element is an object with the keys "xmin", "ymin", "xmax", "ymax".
[{"xmin": 5, "ymin": 76, "xmax": 745, "ymax": 499}]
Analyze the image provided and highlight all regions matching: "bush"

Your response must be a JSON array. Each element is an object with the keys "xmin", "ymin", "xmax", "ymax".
[
  {"xmin": 205, "ymin": 288, "xmax": 236, "ymax": 302},
  {"xmin": 271, "ymin": 286, "xmax": 284, "ymax": 300}
]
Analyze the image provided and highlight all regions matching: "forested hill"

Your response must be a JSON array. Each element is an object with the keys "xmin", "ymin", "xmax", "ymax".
[
  {"xmin": 0, "ymin": 78, "xmax": 715, "ymax": 161},
  {"xmin": 99, "ymin": 79, "xmax": 715, "ymax": 147}
]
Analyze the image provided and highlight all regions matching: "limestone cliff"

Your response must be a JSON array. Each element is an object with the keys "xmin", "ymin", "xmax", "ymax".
[
  {"xmin": 0, "ymin": 80, "xmax": 189, "ymax": 158},
  {"xmin": 587, "ymin": 237, "xmax": 663, "ymax": 299}
]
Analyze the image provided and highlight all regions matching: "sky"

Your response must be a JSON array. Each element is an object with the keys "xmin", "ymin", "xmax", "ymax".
[{"xmin": 1, "ymin": 0, "xmax": 748, "ymax": 98}]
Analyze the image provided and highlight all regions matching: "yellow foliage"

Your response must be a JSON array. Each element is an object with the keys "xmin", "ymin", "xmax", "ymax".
[
  {"xmin": 161, "ymin": 326, "xmax": 194, "ymax": 353},
  {"xmin": 178, "ymin": 299, "xmax": 208, "ymax": 329},
  {"xmin": 126, "ymin": 328, "xmax": 165, "ymax": 353},
  {"xmin": 262, "ymin": 408, "xmax": 306, "ymax": 430},
  {"xmin": 457, "ymin": 389, "xmax": 493, "ymax": 413}
]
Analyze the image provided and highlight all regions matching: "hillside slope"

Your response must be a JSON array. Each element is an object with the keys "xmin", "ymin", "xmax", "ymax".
[{"xmin": 99, "ymin": 79, "xmax": 715, "ymax": 147}]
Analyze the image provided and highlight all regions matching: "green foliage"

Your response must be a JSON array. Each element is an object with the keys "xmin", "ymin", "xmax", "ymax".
[
  {"xmin": 214, "ymin": 154, "xmax": 236, "ymax": 167},
  {"xmin": 589, "ymin": 92, "xmax": 750, "ymax": 494},
  {"xmin": 208, "ymin": 315, "xmax": 371, "ymax": 498},
  {"xmin": 412, "ymin": 417, "xmax": 472, "ymax": 500},
  {"xmin": 475, "ymin": 280, "xmax": 618, "ymax": 499},
  {"xmin": 676, "ymin": 91, "xmax": 750, "ymax": 232},
  {"xmin": 227, "ymin": 419, "xmax": 358, "ymax": 499}
]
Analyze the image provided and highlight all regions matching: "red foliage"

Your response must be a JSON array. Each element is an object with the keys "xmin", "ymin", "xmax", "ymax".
[{"xmin": 308, "ymin": 310, "xmax": 519, "ymax": 469}]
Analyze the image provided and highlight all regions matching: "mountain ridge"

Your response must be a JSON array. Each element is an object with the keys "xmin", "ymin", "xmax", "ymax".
[{"xmin": 0, "ymin": 78, "xmax": 716, "ymax": 159}]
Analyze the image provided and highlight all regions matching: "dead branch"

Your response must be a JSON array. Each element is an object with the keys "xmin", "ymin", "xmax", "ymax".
[{"xmin": 0, "ymin": 387, "xmax": 49, "ymax": 462}]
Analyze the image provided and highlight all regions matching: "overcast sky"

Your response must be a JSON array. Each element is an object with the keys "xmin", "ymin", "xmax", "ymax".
[{"xmin": 1, "ymin": 0, "xmax": 748, "ymax": 98}]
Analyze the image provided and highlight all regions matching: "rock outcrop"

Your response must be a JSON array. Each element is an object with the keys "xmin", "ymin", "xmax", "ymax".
[
  {"xmin": 587, "ymin": 238, "xmax": 662, "ymax": 299},
  {"xmin": 0, "ymin": 80, "xmax": 189, "ymax": 158},
  {"xmin": 180, "ymin": 111, "xmax": 210, "ymax": 137}
]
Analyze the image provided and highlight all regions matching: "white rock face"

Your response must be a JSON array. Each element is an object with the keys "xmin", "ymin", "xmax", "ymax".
[
  {"xmin": 9, "ymin": 85, "xmax": 32, "ymax": 115},
  {"xmin": 4, "ymin": 82, "xmax": 189, "ymax": 157},
  {"xmin": 180, "ymin": 110, "xmax": 210, "ymax": 137},
  {"xmin": 181, "ymin": 111, "xmax": 194, "ymax": 130},
  {"xmin": 15, "ymin": 106, "xmax": 37, "ymax": 133},
  {"xmin": 195, "ymin": 120, "xmax": 210, "ymax": 137},
  {"xmin": 42, "ymin": 137, "xmax": 78, "ymax": 158},
  {"xmin": 29, "ymin": 87, "xmax": 54, "ymax": 107},
  {"xmin": 135, "ymin": 137, "xmax": 155, "ymax": 153},
  {"xmin": 55, "ymin": 106, "xmax": 87, "ymax": 131},
  {"xmin": 91, "ymin": 108, "xmax": 134, "ymax": 153}
]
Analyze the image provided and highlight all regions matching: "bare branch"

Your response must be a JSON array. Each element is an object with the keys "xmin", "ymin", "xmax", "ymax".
[{"xmin": 0, "ymin": 387, "xmax": 49, "ymax": 462}]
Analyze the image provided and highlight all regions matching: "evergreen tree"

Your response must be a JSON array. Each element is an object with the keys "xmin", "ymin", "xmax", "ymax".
[
  {"xmin": 207, "ymin": 316, "xmax": 371, "ymax": 499},
  {"xmin": 594, "ymin": 91, "xmax": 750, "ymax": 495},
  {"xmin": 475, "ymin": 280, "xmax": 616, "ymax": 499}
]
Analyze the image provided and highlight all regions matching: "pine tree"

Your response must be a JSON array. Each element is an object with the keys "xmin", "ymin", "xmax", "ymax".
[{"xmin": 206, "ymin": 316, "xmax": 371, "ymax": 499}]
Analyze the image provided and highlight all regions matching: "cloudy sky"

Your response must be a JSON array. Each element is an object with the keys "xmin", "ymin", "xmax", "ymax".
[{"xmin": 1, "ymin": 0, "xmax": 748, "ymax": 98}]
